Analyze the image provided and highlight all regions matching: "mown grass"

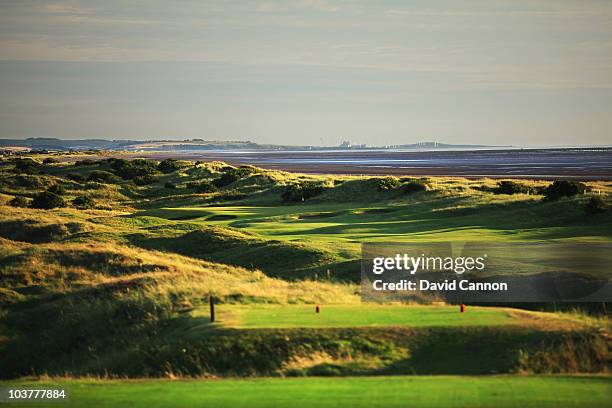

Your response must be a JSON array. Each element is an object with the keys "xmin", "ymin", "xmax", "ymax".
[
  {"xmin": 2, "ymin": 376, "xmax": 611, "ymax": 408},
  {"xmin": 207, "ymin": 304, "xmax": 518, "ymax": 329},
  {"xmin": 147, "ymin": 194, "xmax": 612, "ymax": 244}
]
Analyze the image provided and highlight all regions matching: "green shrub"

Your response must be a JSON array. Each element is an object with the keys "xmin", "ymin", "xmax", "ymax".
[
  {"xmin": 88, "ymin": 170, "xmax": 121, "ymax": 184},
  {"xmin": 212, "ymin": 167, "xmax": 258, "ymax": 188},
  {"xmin": 43, "ymin": 157, "xmax": 60, "ymax": 164},
  {"xmin": 543, "ymin": 180, "xmax": 588, "ymax": 201},
  {"xmin": 585, "ymin": 196, "xmax": 607, "ymax": 215},
  {"xmin": 377, "ymin": 177, "xmax": 401, "ymax": 191},
  {"xmin": 213, "ymin": 172, "xmax": 240, "ymax": 188},
  {"xmin": 164, "ymin": 181, "xmax": 177, "ymax": 189},
  {"xmin": 110, "ymin": 158, "xmax": 160, "ymax": 180},
  {"xmin": 494, "ymin": 181, "xmax": 534, "ymax": 195},
  {"xmin": 307, "ymin": 363, "xmax": 344, "ymax": 376},
  {"xmin": 158, "ymin": 159, "xmax": 186, "ymax": 174},
  {"xmin": 84, "ymin": 182, "xmax": 104, "ymax": 190},
  {"xmin": 72, "ymin": 195, "xmax": 95, "ymax": 209},
  {"xmin": 189, "ymin": 181, "xmax": 216, "ymax": 193},
  {"xmin": 8, "ymin": 196, "xmax": 28, "ymax": 208},
  {"xmin": 282, "ymin": 182, "xmax": 326, "ymax": 202},
  {"xmin": 401, "ymin": 180, "xmax": 428, "ymax": 194},
  {"xmin": 14, "ymin": 175, "xmax": 45, "ymax": 189},
  {"xmin": 75, "ymin": 159, "xmax": 96, "ymax": 167},
  {"xmin": 218, "ymin": 192, "xmax": 248, "ymax": 201},
  {"xmin": 47, "ymin": 183, "xmax": 66, "ymax": 195},
  {"xmin": 12, "ymin": 158, "xmax": 39, "ymax": 174},
  {"xmin": 66, "ymin": 173, "xmax": 86, "ymax": 183},
  {"xmin": 133, "ymin": 174, "xmax": 160, "ymax": 186},
  {"xmin": 237, "ymin": 165, "xmax": 260, "ymax": 175},
  {"xmin": 31, "ymin": 191, "xmax": 66, "ymax": 209}
]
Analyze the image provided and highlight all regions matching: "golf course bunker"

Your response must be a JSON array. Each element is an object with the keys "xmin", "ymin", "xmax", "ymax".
[
  {"xmin": 298, "ymin": 212, "xmax": 340, "ymax": 220},
  {"xmin": 358, "ymin": 208, "xmax": 395, "ymax": 215},
  {"xmin": 166, "ymin": 214, "xmax": 204, "ymax": 220},
  {"xmin": 206, "ymin": 214, "xmax": 239, "ymax": 221}
]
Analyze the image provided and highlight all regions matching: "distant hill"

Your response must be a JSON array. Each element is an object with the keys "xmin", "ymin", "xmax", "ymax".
[{"xmin": 0, "ymin": 137, "xmax": 508, "ymax": 152}]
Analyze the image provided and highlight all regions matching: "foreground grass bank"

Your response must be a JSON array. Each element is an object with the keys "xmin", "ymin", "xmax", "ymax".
[{"xmin": 2, "ymin": 376, "xmax": 611, "ymax": 408}]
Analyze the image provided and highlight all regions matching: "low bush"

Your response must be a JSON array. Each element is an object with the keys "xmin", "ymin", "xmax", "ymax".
[
  {"xmin": 43, "ymin": 157, "xmax": 60, "ymax": 164},
  {"xmin": 110, "ymin": 158, "xmax": 160, "ymax": 180},
  {"xmin": 377, "ymin": 177, "xmax": 401, "ymax": 191},
  {"xmin": 213, "ymin": 173, "xmax": 239, "ymax": 188},
  {"xmin": 212, "ymin": 166, "xmax": 258, "ymax": 188},
  {"xmin": 188, "ymin": 181, "xmax": 216, "ymax": 193},
  {"xmin": 400, "ymin": 180, "xmax": 428, "ymax": 194},
  {"xmin": 31, "ymin": 191, "xmax": 66, "ymax": 209},
  {"xmin": 133, "ymin": 174, "xmax": 160, "ymax": 186},
  {"xmin": 72, "ymin": 195, "xmax": 95, "ymax": 209},
  {"xmin": 585, "ymin": 196, "xmax": 607, "ymax": 215},
  {"xmin": 66, "ymin": 173, "xmax": 86, "ymax": 183},
  {"xmin": 47, "ymin": 183, "xmax": 66, "ymax": 195},
  {"xmin": 282, "ymin": 182, "xmax": 327, "ymax": 202},
  {"xmin": 158, "ymin": 159, "xmax": 187, "ymax": 174},
  {"xmin": 8, "ymin": 196, "xmax": 28, "ymax": 208},
  {"xmin": 218, "ymin": 192, "xmax": 248, "ymax": 201},
  {"xmin": 12, "ymin": 158, "xmax": 39, "ymax": 174},
  {"xmin": 88, "ymin": 170, "xmax": 121, "ymax": 184},
  {"xmin": 494, "ymin": 181, "xmax": 534, "ymax": 195},
  {"xmin": 543, "ymin": 180, "xmax": 588, "ymax": 201},
  {"xmin": 13, "ymin": 175, "xmax": 45, "ymax": 189},
  {"xmin": 74, "ymin": 159, "xmax": 96, "ymax": 167},
  {"xmin": 84, "ymin": 182, "xmax": 104, "ymax": 190}
]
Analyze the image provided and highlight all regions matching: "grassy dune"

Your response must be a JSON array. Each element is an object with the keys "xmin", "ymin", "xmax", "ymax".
[{"xmin": 0, "ymin": 155, "xmax": 610, "ymax": 386}]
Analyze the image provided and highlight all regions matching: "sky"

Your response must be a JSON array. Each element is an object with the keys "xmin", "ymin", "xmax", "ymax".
[{"xmin": 0, "ymin": 1, "xmax": 611, "ymax": 147}]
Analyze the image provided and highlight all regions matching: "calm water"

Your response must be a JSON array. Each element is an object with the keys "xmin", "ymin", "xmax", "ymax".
[{"xmin": 150, "ymin": 148, "xmax": 612, "ymax": 179}]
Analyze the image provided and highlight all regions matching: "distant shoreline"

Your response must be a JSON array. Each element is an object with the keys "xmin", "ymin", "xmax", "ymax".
[
  {"xmin": 136, "ymin": 147, "xmax": 612, "ymax": 180},
  {"xmin": 4, "ymin": 146, "xmax": 610, "ymax": 180}
]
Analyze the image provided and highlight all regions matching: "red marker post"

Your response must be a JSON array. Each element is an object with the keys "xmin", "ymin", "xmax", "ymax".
[
  {"xmin": 460, "ymin": 304, "xmax": 466, "ymax": 313},
  {"xmin": 316, "ymin": 304, "xmax": 320, "ymax": 314}
]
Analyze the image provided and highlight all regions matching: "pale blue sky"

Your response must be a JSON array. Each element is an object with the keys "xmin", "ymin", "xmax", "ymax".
[{"xmin": 1, "ymin": 0, "xmax": 611, "ymax": 146}]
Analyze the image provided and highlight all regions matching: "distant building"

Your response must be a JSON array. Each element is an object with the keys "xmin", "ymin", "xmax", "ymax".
[{"xmin": 338, "ymin": 140, "xmax": 366, "ymax": 149}]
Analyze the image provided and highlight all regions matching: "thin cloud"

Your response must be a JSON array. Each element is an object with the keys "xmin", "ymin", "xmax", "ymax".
[{"xmin": 40, "ymin": 3, "xmax": 95, "ymax": 15}]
